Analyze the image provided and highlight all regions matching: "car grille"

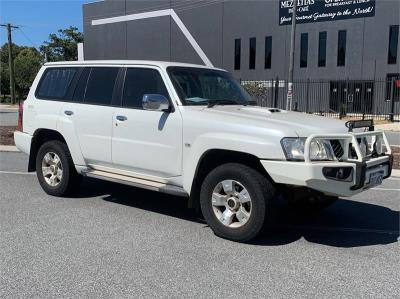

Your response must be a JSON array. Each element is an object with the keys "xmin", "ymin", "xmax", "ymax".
[{"xmin": 330, "ymin": 139, "xmax": 344, "ymax": 159}]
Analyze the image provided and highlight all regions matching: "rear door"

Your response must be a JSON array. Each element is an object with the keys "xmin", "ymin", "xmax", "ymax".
[
  {"xmin": 60, "ymin": 66, "xmax": 121, "ymax": 167},
  {"xmin": 33, "ymin": 67, "xmax": 79, "ymax": 134}
]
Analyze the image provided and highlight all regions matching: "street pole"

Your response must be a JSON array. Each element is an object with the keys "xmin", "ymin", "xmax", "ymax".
[
  {"xmin": 1, "ymin": 23, "xmax": 19, "ymax": 105},
  {"xmin": 286, "ymin": 0, "xmax": 297, "ymax": 111}
]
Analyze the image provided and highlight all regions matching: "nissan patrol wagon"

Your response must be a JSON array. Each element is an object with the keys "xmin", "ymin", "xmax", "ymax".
[{"xmin": 14, "ymin": 61, "xmax": 393, "ymax": 242}]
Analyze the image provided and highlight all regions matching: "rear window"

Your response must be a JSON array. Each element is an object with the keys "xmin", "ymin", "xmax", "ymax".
[
  {"xmin": 36, "ymin": 67, "xmax": 78, "ymax": 99},
  {"xmin": 84, "ymin": 67, "xmax": 119, "ymax": 105}
]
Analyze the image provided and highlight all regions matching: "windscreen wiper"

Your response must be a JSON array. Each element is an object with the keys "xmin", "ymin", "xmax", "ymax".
[{"xmin": 207, "ymin": 99, "xmax": 242, "ymax": 108}]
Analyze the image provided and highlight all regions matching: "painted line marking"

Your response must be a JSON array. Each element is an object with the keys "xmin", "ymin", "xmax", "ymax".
[
  {"xmin": 91, "ymin": 8, "xmax": 214, "ymax": 67},
  {"xmin": 0, "ymin": 171, "xmax": 35, "ymax": 175},
  {"xmin": 388, "ymin": 177, "xmax": 400, "ymax": 181},
  {"xmin": 281, "ymin": 225, "xmax": 399, "ymax": 235},
  {"xmin": 371, "ymin": 187, "xmax": 400, "ymax": 191}
]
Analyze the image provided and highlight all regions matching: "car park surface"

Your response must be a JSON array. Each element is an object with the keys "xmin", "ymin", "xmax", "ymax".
[{"xmin": 1, "ymin": 151, "xmax": 399, "ymax": 298}]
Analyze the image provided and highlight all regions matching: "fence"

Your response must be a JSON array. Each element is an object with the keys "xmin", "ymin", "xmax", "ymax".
[{"xmin": 241, "ymin": 78, "xmax": 400, "ymax": 122}]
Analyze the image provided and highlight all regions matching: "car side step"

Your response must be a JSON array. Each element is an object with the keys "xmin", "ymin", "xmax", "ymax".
[{"xmin": 82, "ymin": 169, "xmax": 188, "ymax": 197}]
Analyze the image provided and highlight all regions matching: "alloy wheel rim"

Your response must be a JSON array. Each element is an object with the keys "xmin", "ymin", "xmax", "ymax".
[
  {"xmin": 211, "ymin": 179, "xmax": 252, "ymax": 228},
  {"xmin": 41, "ymin": 152, "xmax": 63, "ymax": 187}
]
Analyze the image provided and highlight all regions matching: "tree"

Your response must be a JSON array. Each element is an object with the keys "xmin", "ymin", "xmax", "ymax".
[
  {"xmin": 14, "ymin": 48, "xmax": 41, "ymax": 97},
  {"xmin": 40, "ymin": 26, "xmax": 83, "ymax": 62},
  {"xmin": 1, "ymin": 43, "xmax": 35, "ymax": 97}
]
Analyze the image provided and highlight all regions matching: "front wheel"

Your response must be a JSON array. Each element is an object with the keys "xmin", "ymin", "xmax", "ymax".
[{"xmin": 200, "ymin": 163, "xmax": 276, "ymax": 242}]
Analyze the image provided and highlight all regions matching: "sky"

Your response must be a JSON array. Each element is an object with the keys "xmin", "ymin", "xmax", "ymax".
[{"xmin": 0, "ymin": 0, "xmax": 91, "ymax": 48}]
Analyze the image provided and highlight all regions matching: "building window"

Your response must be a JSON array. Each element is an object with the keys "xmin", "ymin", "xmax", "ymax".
[
  {"xmin": 337, "ymin": 30, "xmax": 347, "ymax": 67},
  {"xmin": 388, "ymin": 25, "xmax": 399, "ymax": 64},
  {"xmin": 264, "ymin": 36, "xmax": 272, "ymax": 69},
  {"xmin": 318, "ymin": 31, "xmax": 327, "ymax": 67},
  {"xmin": 234, "ymin": 39, "xmax": 241, "ymax": 70},
  {"xmin": 300, "ymin": 33, "xmax": 308, "ymax": 68},
  {"xmin": 249, "ymin": 37, "xmax": 256, "ymax": 69}
]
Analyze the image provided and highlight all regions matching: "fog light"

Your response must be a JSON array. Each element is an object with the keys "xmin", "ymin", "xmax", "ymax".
[{"xmin": 323, "ymin": 167, "xmax": 353, "ymax": 182}]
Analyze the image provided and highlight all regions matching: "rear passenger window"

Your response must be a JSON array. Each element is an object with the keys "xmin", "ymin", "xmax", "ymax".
[
  {"xmin": 122, "ymin": 68, "xmax": 169, "ymax": 109},
  {"xmin": 36, "ymin": 68, "xmax": 77, "ymax": 99},
  {"xmin": 72, "ymin": 67, "xmax": 91, "ymax": 102},
  {"xmin": 84, "ymin": 67, "xmax": 119, "ymax": 105}
]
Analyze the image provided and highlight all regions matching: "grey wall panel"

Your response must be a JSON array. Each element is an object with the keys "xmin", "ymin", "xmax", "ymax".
[
  {"xmin": 363, "ymin": 0, "xmax": 400, "ymax": 79},
  {"xmin": 125, "ymin": 0, "xmax": 170, "ymax": 15},
  {"xmin": 126, "ymin": 17, "xmax": 171, "ymax": 61},
  {"xmin": 172, "ymin": 0, "xmax": 223, "ymax": 67},
  {"xmin": 83, "ymin": 0, "xmax": 127, "ymax": 60},
  {"xmin": 171, "ymin": 21, "xmax": 203, "ymax": 65},
  {"xmin": 83, "ymin": 0, "xmax": 400, "ymax": 81}
]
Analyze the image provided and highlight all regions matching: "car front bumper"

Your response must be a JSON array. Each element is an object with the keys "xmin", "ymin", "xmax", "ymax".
[
  {"xmin": 261, "ymin": 130, "xmax": 393, "ymax": 197},
  {"xmin": 261, "ymin": 155, "xmax": 392, "ymax": 197}
]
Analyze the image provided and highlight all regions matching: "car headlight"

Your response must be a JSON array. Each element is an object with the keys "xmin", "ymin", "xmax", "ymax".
[
  {"xmin": 281, "ymin": 138, "xmax": 306, "ymax": 160},
  {"xmin": 281, "ymin": 137, "xmax": 335, "ymax": 161},
  {"xmin": 309, "ymin": 139, "xmax": 335, "ymax": 161},
  {"xmin": 373, "ymin": 136, "xmax": 383, "ymax": 155}
]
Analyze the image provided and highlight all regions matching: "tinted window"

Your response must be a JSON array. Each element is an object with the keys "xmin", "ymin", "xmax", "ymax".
[
  {"xmin": 249, "ymin": 37, "xmax": 256, "ymax": 69},
  {"xmin": 264, "ymin": 36, "xmax": 272, "ymax": 69},
  {"xmin": 234, "ymin": 39, "xmax": 241, "ymax": 70},
  {"xmin": 37, "ymin": 68, "xmax": 77, "ymax": 99},
  {"xmin": 72, "ymin": 68, "xmax": 90, "ymax": 102},
  {"xmin": 84, "ymin": 67, "xmax": 119, "ymax": 105},
  {"xmin": 318, "ymin": 31, "xmax": 327, "ymax": 67},
  {"xmin": 300, "ymin": 33, "xmax": 308, "ymax": 68},
  {"xmin": 337, "ymin": 30, "xmax": 347, "ymax": 67},
  {"xmin": 388, "ymin": 25, "xmax": 399, "ymax": 64},
  {"xmin": 122, "ymin": 68, "xmax": 169, "ymax": 109}
]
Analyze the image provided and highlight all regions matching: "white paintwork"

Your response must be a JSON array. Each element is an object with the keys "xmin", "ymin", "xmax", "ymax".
[
  {"xmin": 77, "ymin": 43, "xmax": 84, "ymax": 61},
  {"xmin": 111, "ymin": 66, "xmax": 183, "ymax": 177},
  {"xmin": 62, "ymin": 102, "xmax": 114, "ymax": 167},
  {"xmin": 91, "ymin": 9, "xmax": 213, "ymax": 67},
  {"xmin": 16, "ymin": 60, "xmax": 392, "ymax": 199},
  {"xmin": 13, "ymin": 131, "xmax": 31, "ymax": 154}
]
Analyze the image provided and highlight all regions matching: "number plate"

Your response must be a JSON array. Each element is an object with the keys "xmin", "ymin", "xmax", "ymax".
[{"xmin": 369, "ymin": 170, "xmax": 384, "ymax": 186}]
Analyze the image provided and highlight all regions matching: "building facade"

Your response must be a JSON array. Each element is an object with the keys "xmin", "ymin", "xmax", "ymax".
[{"xmin": 83, "ymin": 0, "xmax": 399, "ymax": 115}]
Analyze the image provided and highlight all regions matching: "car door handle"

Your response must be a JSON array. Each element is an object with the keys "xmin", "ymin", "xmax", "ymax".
[
  {"xmin": 64, "ymin": 110, "xmax": 74, "ymax": 116},
  {"xmin": 116, "ymin": 115, "xmax": 127, "ymax": 121}
]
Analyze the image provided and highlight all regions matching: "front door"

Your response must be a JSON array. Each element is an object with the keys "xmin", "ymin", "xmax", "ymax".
[{"xmin": 112, "ymin": 67, "xmax": 183, "ymax": 178}]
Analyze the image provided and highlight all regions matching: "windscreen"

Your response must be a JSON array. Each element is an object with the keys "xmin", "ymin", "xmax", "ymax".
[{"xmin": 167, "ymin": 67, "xmax": 251, "ymax": 106}]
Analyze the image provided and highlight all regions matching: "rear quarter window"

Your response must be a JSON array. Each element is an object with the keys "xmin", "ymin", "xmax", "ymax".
[{"xmin": 36, "ymin": 67, "xmax": 78, "ymax": 100}]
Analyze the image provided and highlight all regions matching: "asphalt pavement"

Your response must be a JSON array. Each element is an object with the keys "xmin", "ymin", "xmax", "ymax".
[
  {"xmin": 0, "ymin": 152, "xmax": 399, "ymax": 298},
  {"xmin": 0, "ymin": 110, "xmax": 18, "ymax": 126}
]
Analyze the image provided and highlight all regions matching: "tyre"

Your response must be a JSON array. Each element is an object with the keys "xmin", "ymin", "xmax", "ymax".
[
  {"xmin": 36, "ymin": 140, "xmax": 81, "ymax": 196},
  {"xmin": 285, "ymin": 188, "xmax": 338, "ymax": 212},
  {"xmin": 200, "ymin": 163, "xmax": 276, "ymax": 242}
]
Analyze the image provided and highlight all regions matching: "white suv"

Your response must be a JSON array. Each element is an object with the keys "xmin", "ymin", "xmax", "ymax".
[{"xmin": 14, "ymin": 60, "xmax": 393, "ymax": 242}]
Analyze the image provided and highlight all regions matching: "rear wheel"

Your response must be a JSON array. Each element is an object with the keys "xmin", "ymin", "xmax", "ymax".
[
  {"xmin": 200, "ymin": 163, "xmax": 275, "ymax": 242},
  {"xmin": 36, "ymin": 140, "xmax": 80, "ymax": 196}
]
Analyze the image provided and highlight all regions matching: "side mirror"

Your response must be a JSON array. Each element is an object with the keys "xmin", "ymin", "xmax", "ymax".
[{"xmin": 142, "ymin": 94, "xmax": 171, "ymax": 112}]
